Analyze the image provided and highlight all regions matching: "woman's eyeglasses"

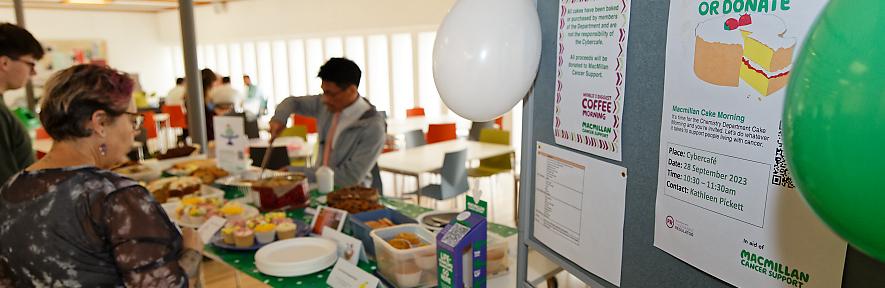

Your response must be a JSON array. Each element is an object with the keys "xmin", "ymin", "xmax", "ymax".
[{"xmin": 124, "ymin": 112, "xmax": 144, "ymax": 131}]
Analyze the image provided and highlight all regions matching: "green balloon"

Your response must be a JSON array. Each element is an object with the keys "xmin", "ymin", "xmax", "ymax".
[{"xmin": 784, "ymin": 0, "xmax": 885, "ymax": 262}]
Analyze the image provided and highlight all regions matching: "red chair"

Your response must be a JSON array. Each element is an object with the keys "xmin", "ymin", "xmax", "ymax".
[
  {"xmin": 292, "ymin": 114, "xmax": 318, "ymax": 134},
  {"xmin": 426, "ymin": 123, "xmax": 457, "ymax": 144},
  {"xmin": 406, "ymin": 107, "xmax": 425, "ymax": 118},
  {"xmin": 35, "ymin": 127, "xmax": 51, "ymax": 140},
  {"xmin": 141, "ymin": 111, "xmax": 158, "ymax": 139},
  {"xmin": 495, "ymin": 117, "xmax": 503, "ymax": 130},
  {"xmin": 162, "ymin": 105, "xmax": 187, "ymax": 129}
]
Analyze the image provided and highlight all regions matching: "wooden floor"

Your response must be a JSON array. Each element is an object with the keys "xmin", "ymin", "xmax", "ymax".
[{"xmin": 203, "ymin": 170, "xmax": 593, "ymax": 288}]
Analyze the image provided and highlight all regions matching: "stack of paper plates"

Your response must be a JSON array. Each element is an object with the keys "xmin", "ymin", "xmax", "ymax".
[{"xmin": 255, "ymin": 237, "xmax": 338, "ymax": 277}]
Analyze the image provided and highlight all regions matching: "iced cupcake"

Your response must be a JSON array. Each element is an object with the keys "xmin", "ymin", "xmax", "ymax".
[
  {"xmin": 221, "ymin": 226, "xmax": 236, "ymax": 244},
  {"xmin": 254, "ymin": 223, "xmax": 277, "ymax": 244},
  {"xmin": 185, "ymin": 206, "xmax": 207, "ymax": 225},
  {"xmin": 220, "ymin": 202, "xmax": 245, "ymax": 220},
  {"xmin": 264, "ymin": 212, "xmax": 286, "ymax": 222},
  {"xmin": 276, "ymin": 221, "xmax": 297, "ymax": 240},
  {"xmin": 234, "ymin": 228, "xmax": 254, "ymax": 248}
]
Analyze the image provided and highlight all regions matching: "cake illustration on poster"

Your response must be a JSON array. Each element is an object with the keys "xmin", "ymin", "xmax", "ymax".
[{"xmin": 694, "ymin": 14, "xmax": 796, "ymax": 96}]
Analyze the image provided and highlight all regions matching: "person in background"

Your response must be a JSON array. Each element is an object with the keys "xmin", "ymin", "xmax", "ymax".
[
  {"xmin": 165, "ymin": 77, "xmax": 186, "ymax": 107},
  {"xmin": 0, "ymin": 23, "xmax": 44, "ymax": 185},
  {"xmin": 269, "ymin": 58, "xmax": 386, "ymax": 187},
  {"xmin": 0, "ymin": 64, "xmax": 203, "ymax": 287},
  {"xmin": 211, "ymin": 81, "xmax": 238, "ymax": 117},
  {"xmin": 210, "ymin": 76, "xmax": 241, "ymax": 110},
  {"xmin": 201, "ymin": 68, "xmax": 220, "ymax": 141},
  {"xmin": 243, "ymin": 75, "xmax": 266, "ymax": 120},
  {"xmin": 129, "ymin": 73, "xmax": 150, "ymax": 109}
]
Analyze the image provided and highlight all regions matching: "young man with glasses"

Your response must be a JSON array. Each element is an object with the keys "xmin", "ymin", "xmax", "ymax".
[
  {"xmin": 0, "ymin": 23, "xmax": 44, "ymax": 185},
  {"xmin": 268, "ymin": 58, "xmax": 386, "ymax": 188}
]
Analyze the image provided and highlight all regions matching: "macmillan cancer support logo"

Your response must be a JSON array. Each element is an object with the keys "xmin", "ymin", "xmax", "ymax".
[{"xmin": 666, "ymin": 216, "xmax": 675, "ymax": 228}]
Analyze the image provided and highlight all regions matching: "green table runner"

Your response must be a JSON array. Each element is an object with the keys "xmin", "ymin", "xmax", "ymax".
[{"xmin": 204, "ymin": 191, "xmax": 516, "ymax": 287}]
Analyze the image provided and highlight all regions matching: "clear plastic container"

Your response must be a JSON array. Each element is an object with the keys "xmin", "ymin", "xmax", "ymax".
[
  {"xmin": 487, "ymin": 233, "xmax": 510, "ymax": 277},
  {"xmin": 370, "ymin": 224, "xmax": 438, "ymax": 288}
]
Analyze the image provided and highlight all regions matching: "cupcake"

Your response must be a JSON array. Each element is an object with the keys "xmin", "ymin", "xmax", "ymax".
[
  {"xmin": 221, "ymin": 226, "xmax": 236, "ymax": 244},
  {"xmin": 254, "ymin": 223, "xmax": 277, "ymax": 244},
  {"xmin": 185, "ymin": 206, "xmax": 207, "ymax": 225},
  {"xmin": 394, "ymin": 263, "xmax": 422, "ymax": 287},
  {"xmin": 276, "ymin": 221, "xmax": 297, "ymax": 240},
  {"xmin": 264, "ymin": 212, "xmax": 286, "ymax": 222},
  {"xmin": 220, "ymin": 202, "xmax": 245, "ymax": 220},
  {"xmin": 234, "ymin": 228, "xmax": 255, "ymax": 248}
]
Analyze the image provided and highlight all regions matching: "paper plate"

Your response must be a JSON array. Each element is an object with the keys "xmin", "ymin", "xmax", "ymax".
[
  {"xmin": 255, "ymin": 237, "xmax": 338, "ymax": 277},
  {"xmin": 210, "ymin": 219, "xmax": 311, "ymax": 251},
  {"xmin": 416, "ymin": 210, "xmax": 460, "ymax": 232}
]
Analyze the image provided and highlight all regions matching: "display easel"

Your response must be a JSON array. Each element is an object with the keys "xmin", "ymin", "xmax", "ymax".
[{"xmin": 514, "ymin": 0, "xmax": 885, "ymax": 287}]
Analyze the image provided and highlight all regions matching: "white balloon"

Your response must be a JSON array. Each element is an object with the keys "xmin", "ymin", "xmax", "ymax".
[{"xmin": 433, "ymin": 0, "xmax": 542, "ymax": 122}]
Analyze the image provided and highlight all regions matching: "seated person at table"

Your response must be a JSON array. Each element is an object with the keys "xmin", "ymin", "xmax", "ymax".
[
  {"xmin": 0, "ymin": 64, "xmax": 203, "ymax": 287},
  {"xmin": 269, "ymin": 58, "xmax": 385, "ymax": 187},
  {"xmin": 0, "ymin": 23, "xmax": 43, "ymax": 185}
]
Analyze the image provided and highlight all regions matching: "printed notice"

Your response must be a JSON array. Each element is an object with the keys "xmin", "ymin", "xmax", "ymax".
[
  {"xmin": 653, "ymin": 1, "xmax": 847, "ymax": 288},
  {"xmin": 533, "ymin": 142, "xmax": 626, "ymax": 285},
  {"xmin": 552, "ymin": 0, "xmax": 631, "ymax": 161}
]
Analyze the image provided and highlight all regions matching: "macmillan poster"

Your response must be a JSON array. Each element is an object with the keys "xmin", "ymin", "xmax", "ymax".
[
  {"xmin": 653, "ymin": 1, "xmax": 847, "ymax": 287},
  {"xmin": 553, "ymin": 0, "xmax": 631, "ymax": 161}
]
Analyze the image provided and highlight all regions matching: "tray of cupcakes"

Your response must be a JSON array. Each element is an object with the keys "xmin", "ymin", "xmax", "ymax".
[
  {"xmin": 161, "ymin": 195, "xmax": 259, "ymax": 228},
  {"xmin": 212, "ymin": 212, "xmax": 311, "ymax": 251}
]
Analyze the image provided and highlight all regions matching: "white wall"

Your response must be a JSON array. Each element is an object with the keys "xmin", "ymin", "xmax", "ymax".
[
  {"xmin": 0, "ymin": 8, "xmax": 171, "ymax": 95},
  {"xmin": 155, "ymin": 0, "xmax": 456, "ymax": 43}
]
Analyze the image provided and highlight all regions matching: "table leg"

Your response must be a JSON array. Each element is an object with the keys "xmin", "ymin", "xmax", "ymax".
[
  {"xmin": 416, "ymin": 174, "xmax": 422, "ymax": 207},
  {"xmin": 512, "ymin": 152, "xmax": 518, "ymax": 223},
  {"xmin": 234, "ymin": 269, "xmax": 242, "ymax": 287},
  {"xmin": 546, "ymin": 276, "xmax": 559, "ymax": 288}
]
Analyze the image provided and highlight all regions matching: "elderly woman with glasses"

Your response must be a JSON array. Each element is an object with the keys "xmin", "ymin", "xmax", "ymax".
[{"xmin": 0, "ymin": 64, "xmax": 203, "ymax": 287}]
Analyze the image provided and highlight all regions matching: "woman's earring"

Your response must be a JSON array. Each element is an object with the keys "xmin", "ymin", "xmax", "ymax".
[{"xmin": 99, "ymin": 143, "xmax": 108, "ymax": 156}]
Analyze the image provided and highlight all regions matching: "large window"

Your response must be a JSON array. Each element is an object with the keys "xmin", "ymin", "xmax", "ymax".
[
  {"xmin": 390, "ymin": 33, "xmax": 415, "ymax": 117},
  {"xmin": 256, "ymin": 41, "xmax": 275, "ymax": 108},
  {"xmin": 169, "ymin": 29, "xmax": 522, "ymax": 142},
  {"xmin": 228, "ymin": 43, "xmax": 244, "ymax": 90},
  {"xmin": 215, "ymin": 44, "xmax": 230, "ymax": 78},
  {"xmin": 417, "ymin": 32, "xmax": 440, "ymax": 117},
  {"xmin": 367, "ymin": 34, "xmax": 391, "ymax": 115},
  {"xmin": 272, "ymin": 41, "xmax": 290, "ymax": 103},
  {"xmin": 305, "ymin": 38, "xmax": 324, "ymax": 94},
  {"xmin": 242, "ymin": 42, "xmax": 258, "ymax": 82},
  {"xmin": 345, "ymin": 36, "xmax": 367, "ymax": 97},
  {"xmin": 288, "ymin": 40, "xmax": 308, "ymax": 96}
]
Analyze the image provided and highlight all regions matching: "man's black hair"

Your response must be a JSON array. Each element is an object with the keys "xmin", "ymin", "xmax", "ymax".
[
  {"xmin": 0, "ymin": 23, "xmax": 44, "ymax": 60},
  {"xmin": 317, "ymin": 57, "xmax": 361, "ymax": 89}
]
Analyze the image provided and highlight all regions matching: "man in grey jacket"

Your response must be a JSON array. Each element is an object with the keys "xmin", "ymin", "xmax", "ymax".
[{"xmin": 269, "ymin": 58, "xmax": 385, "ymax": 187}]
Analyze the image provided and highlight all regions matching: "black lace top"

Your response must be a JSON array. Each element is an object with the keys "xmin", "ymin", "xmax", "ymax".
[{"xmin": 0, "ymin": 166, "xmax": 191, "ymax": 287}]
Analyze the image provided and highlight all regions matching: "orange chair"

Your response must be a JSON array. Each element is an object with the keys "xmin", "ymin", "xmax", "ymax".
[
  {"xmin": 292, "ymin": 114, "xmax": 318, "ymax": 134},
  {"xmin": 406, "ymin": 107, "xmax": 425, "ymax": 118},
  {"xmin": 141, "ymin": 111, "xmax": 158, "ymax": 139},
  {"xmin": 162, "ymin": 105, "xmax": 188, "ymax": 129},
  {"xmin": 35, "ymin": 127, "xmax": 51, "ymax": 140},
  {"xmin": 425, "ymin": 123, "xmax": 457, "ymax": 144}
]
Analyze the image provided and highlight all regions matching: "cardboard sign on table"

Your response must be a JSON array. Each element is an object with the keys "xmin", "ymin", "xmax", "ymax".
[
  {"xmin": 326, "ymin": 257, "xmax": 379, "ymax": 288},
  {"xmin": 197, "ymin": 216, "xmax": 227, "ymax": 244},
  {"xmin": 322, "ymin": 226, "xmax": 367, "ymax": 263},
  {"xmin": 213, "ymin": 116, "xmax": 248, "ymax": 173}
]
